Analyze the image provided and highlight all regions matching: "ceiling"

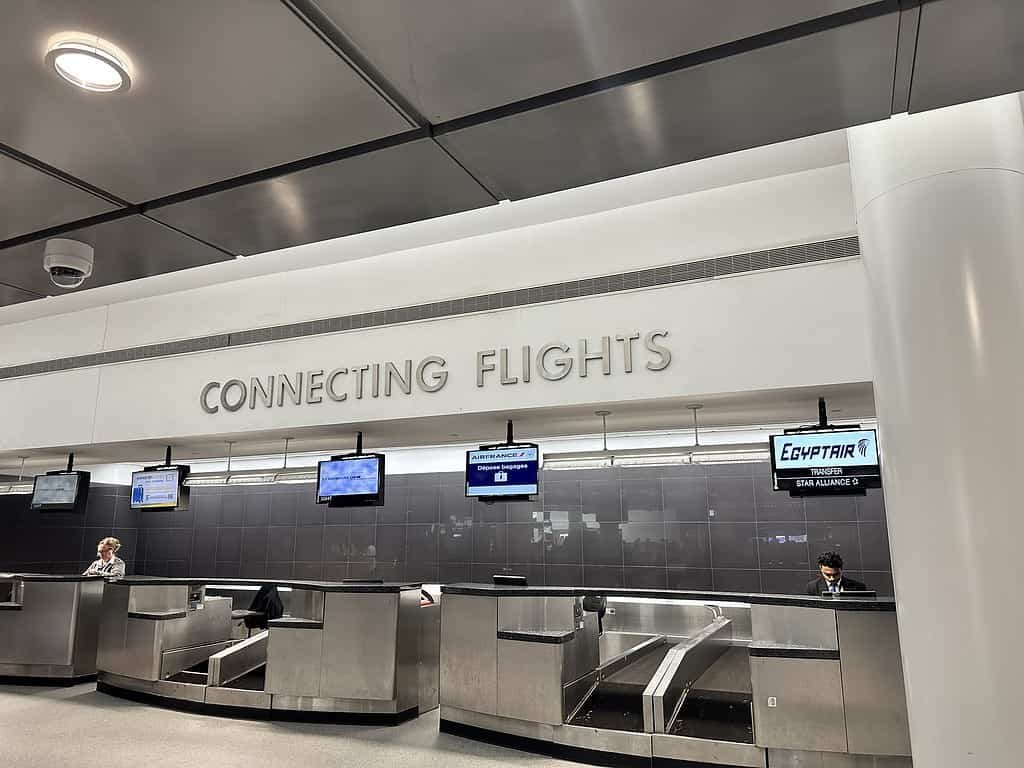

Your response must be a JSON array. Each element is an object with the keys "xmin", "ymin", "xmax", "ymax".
[
  {"xmin": 1, "ymin": 0, "xmax": 1021, "ymax": 307},
  {"xmin": 0, "ymin": 382, "xmax": 874, "ymax": 474}
]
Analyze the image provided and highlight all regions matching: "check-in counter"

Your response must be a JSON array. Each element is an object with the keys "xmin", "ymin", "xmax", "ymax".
[
  {"xmin": 96, "ymin": 577, "xmax": 439, "ymax": 722},
  {"xmin": 0, "ymin": 573, "xmax": 104, "ymax": 682},
  {"xmin": 439, "ymin": 584, "xmax": 911, "ymax": 768}
]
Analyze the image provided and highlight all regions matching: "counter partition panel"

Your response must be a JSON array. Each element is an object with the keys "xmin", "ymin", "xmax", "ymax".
[
  {"xmin": 439, "ymin": 584, "xmax": 911, "ymax": 768},
  {"xmin": 0, "ymin": 573, "xmax": 105, "ymax": 683},
  {"xmin": 95, "ymin": 577, "xmax": 439, "ymax": 723}
]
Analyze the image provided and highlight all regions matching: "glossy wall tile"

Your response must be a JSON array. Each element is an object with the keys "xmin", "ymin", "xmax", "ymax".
[{"xmin": 0, "ymin": 465, "xmax": 894, "ymax": 595}]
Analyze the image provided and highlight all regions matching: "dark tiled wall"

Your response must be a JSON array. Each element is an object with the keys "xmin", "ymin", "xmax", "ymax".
[
  {"xmin": 0, "ymin": 463, "xmax": 893, "ymax": 595},
  {"xmin": 0, "ymin": 483, "xmax": 140, "ymax": 574}
]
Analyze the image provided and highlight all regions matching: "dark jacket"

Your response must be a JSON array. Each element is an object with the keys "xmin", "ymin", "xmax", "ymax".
[
  {"xmin": 245, "ymin": 585, "xmax": 284, "ymax": 629},
  {"xmin": 806, "ymin": 576, "xmax": 867, "ymax": 596}
]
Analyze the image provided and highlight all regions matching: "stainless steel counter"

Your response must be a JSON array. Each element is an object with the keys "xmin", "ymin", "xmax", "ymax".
[
  {"xmin": 0, "ymin": 573, "xmax": 105, "ymax": 682},
  {"xmin": 439, "ymin": 584, "xmax": 911, "ymax": 768},
  {"xmin": 95, "ymin": 577, "xmax": 440, "ymax": 722}
]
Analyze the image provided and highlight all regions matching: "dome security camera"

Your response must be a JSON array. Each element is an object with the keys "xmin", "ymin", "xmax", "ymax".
[{"xmin": 42, "ymin": 238, "xmax": 94, "ymax": 289}]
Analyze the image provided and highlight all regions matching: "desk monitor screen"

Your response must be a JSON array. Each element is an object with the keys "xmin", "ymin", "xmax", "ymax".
[
  {"xmin": 130, "ymin": 469, "xmax": 181, "ymax": 509},
  {"xmin": 316, "ymin": 454, "xmax": 384, "ymax": 506},
  {"xmin": 770, "ymin": 428, "xmax": 881, "ymax": 495},
  {"xmin": 30, "ymin": 472, "xmax": 85, "ymax": 511},
  {"xmin": 466, "ymin": 444, "xmax": 539, "ymax": 500}
]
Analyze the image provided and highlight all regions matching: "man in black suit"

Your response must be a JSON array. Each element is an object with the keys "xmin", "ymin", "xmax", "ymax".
[{"xmin": 806, "ymin": 551, "xmax": 866, "ymax": 596}]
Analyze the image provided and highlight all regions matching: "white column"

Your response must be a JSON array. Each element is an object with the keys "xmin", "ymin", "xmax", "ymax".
[{"xmin": 848, "ymin": 94, "xmax": 1024, "ymax": 768}]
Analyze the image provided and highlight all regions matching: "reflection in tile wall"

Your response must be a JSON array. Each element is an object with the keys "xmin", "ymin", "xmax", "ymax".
[{"xmin": 0, "ymin": 463, "xmax": 894, "ymax": 595}]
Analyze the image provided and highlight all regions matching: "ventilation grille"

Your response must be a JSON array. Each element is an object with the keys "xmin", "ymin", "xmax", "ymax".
[{"xmin": 0, "ymin": 235, "xmax": 858, "ymax": 380}]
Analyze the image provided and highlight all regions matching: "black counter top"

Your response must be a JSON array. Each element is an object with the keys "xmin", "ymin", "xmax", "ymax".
[
  {"xmin": 749, "ymin": 642, "xmax": 841, "ymax": 660},
  {"xmin": 441, "ymin": 583, "xmax": 896, "ymax": 611},
  {"xmin": 497, "ymin": 629, "xmax": 576, "ymax": 645},
  {"xmin": 128, "ymin": 610, "xmax": 187, "ymax": 621},
  {"xmin": 0, "ymin": 573, "xmax": 105, "ymax": 583},
  {"xmin": 112, "ymin": 576, "xmax": 422, "ymax": 593},
  {"xmin": 268, "ymin": 617, "xmax": 324, "ymax": 630}
]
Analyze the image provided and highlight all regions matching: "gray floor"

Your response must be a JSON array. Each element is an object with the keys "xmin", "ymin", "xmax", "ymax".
[{"xmin": 0, "ymin": 683, "xmax": 576, "ymax": 768}]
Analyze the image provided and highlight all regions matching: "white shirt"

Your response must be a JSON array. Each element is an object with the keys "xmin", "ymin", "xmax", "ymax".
[{"xmin": 83, "ymin": 556, "xmax": 125, "ymax": 578}]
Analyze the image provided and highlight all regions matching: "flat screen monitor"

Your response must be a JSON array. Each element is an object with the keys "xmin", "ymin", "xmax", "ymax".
[
  {"xmin": 770, "ymin": 428, "xmax": 881, "ymax": 496},
  {"xmin": 466, "ymin": 444, "xmax": 539, "ymax": 500},
  {"xmin": 316, "ymin": 454, "xmax": 385, "ymax": 507},
  {"xmin": 131, "ymin": 468, "xmax": 183, "ymax": 510},
  {"xmin": 30, "ymin": 471, "xmax": 89, "ymax": 511}
]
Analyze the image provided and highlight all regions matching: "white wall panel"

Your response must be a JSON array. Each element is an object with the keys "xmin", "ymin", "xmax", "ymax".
[
  {"xmin": 0, "ymin": 306, "xmax": 108, "ymax": 367},
  {"xmin": 0, "ymin": 368, "xmax": 100, "ymax": 450},
  {"xmin": 0, "ymin": 130, "xmax": 849, "ymax": 332},
  {"xmin": 104, "ymin": 164, "xmax": 853, "ymax": 349},
  {"xmin": 87, "ymin": 259, "xmax": 869, "ymax": 446}
]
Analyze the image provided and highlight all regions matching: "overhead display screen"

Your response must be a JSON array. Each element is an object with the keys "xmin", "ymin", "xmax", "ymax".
[
  {"xmin": 30, "ymin": 473, "xmax": 81, "ymax": 510},
  {"xmin": 466, "ymin": 445, "xmax": 540, "ymax": 498},
  {"xmin": 131, "ymin": 469, "xmax": 181, "ymax": 510},
  {"xmin": 317, "ymin": 455, "xmax": 384, "ymax": 506},
  {"xmin": 770, "ymin": 429, "xmax": 881, "ymax": 494}
]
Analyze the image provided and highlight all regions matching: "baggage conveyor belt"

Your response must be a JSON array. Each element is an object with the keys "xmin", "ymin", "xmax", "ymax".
[
  {"xmin": 568, "ymin": 616, "xmax": 741, "ymax": 737},
  {"xmin": 568, "ymin": 641, "xmax": 673, "ymax": 731}
]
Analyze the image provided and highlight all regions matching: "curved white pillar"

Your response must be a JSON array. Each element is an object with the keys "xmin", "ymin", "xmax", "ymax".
[{"xmin": 848, "ymin": 95, "xmax": 1024, "ymax": 767}]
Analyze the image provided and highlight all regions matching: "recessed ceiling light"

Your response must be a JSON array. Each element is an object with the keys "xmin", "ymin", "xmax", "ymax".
[{"xmin": 45, "ymin": 35, "xmax": 131, "ymax": 93}]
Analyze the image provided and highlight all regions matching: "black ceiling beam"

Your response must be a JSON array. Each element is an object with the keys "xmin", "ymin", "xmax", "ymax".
[
  {"xmin": 892, "ymin": 1, "xmax": 924, "ymax": 114},
  {"xmin": 0, "ymin": 141, "xmax": 132, "ymax": 209},
  {"xmin": 141, "ymin": 214, "xmax": 236, "ymax": 259},
  {"xmin": 434, "ymin": 0, "xmax": 903, "ymax": 135},
  {"xmin": 282, "ymin": 0, "xmax": 427, "ymax": 129},
  {"xmin": 140, "ymin": 127, "xmax": 429, "ymax": 211},
  {"xmin": 430, "ymin": 140, "xmax": 503, "ymax": 203},
  {"xmin": 0, "ymin": 279, "xmax": 43, "ymax": 299},
  {"xmin": 2, "ymin": 0, "xmax": 906, "ymax": 269},
  {"xmin": 0, "ymin": 206, "xmax": 137, "ymax": 251},
  {"xmin": 0, "ymin": 127, "xmax": 432, "ymax": 260}
]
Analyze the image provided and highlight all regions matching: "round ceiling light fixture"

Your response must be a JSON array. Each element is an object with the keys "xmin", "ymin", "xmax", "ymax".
[{"xmin": 45, "ymin": 35, "xmax": 132, "ymax": 93}]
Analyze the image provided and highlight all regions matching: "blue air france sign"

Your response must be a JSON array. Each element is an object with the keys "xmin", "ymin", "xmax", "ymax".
[
  {"xmin": 466, "ymin": 446, "xmax": 540, "ymax": 498},
  {"xmin": 770, "ymin": 429, "xmax": 881, "ymax": 494}
]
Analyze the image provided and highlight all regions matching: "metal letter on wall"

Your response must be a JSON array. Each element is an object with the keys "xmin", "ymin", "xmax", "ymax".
[
  {"xmin": 616, "ymin": 332, "xmax": 640, "ymax": 373},
  {"xmin": 220, "ymin": 379, "xmax": 247, "ymax": 412},
  {"xmin": 384, "ymin": 360, "xmax": 413, "ymax": 396},
  {"xmin": 305, "ymin": 370, "xmax": 325, "ymax": 404},
  {"xmin": 250, "ymin": 376, "xmax": 273, "ymax": 409},
  {"xmin": 197, "ymin": 329, "xmax": 673, "ymax": 413},
  {"xmin": 200, "ymin": 381, "xmax": 221, "ymax": 414},
  {"xmin": 537, "ymin": 343, "xmax": 573, "ymax": 381},
  {"xmin": 644, "ymin": 330, "xmax": 672, "ymax": 371},
  {"xmin": 578, "ymin": 336, "xmax": 612, "ymax": 377},
  {"xmin": 416, "ymin": 356, "xmax": 448, "ymax": 392},
  {"xmin": 325, "ymin": 368, "xmax": 348, "ymax": 402},
  {"xmin": 277, "ymin": 372, "xmax": 303, "ymax": 406},
  {"xmin": 476, "ymin": 350, "xmax": 496, "ymax": 388}
]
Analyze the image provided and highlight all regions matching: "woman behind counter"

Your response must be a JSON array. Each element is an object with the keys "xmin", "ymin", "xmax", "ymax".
[{"xmin": 83, "ymin": 536, "xmax": 126, "ymax": 578}]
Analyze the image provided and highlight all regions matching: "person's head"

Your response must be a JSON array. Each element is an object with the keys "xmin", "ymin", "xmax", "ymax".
[
  {"xmin": 817, "ymin": 551, "xmax": 844, "ymax": 584},
  {"xmin": 97, "ymin": 537, "xmax": 121, "ymax": 562}
]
